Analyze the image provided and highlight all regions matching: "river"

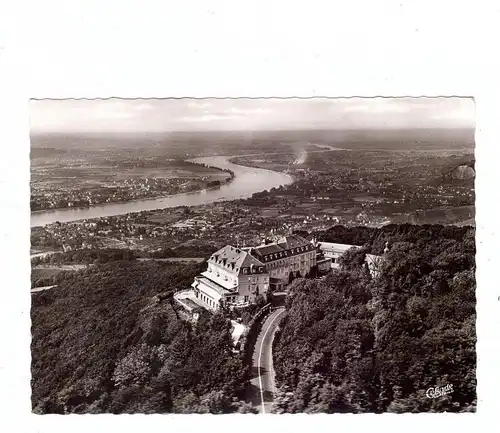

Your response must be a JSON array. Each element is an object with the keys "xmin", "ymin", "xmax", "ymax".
[{"xmin": 31, "ymin": 156, "xmax": 293, "ymax": 227}]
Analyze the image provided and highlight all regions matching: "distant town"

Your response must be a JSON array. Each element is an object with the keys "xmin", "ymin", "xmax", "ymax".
[
  {"xmin": 31, "ymin": 148, "xmax": 474, "ymax": 259},
  {"xmin": 31, "ymin": 150, "xmax": 234, "ymax": 211}
]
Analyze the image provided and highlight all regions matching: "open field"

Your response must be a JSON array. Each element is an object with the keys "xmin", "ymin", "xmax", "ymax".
[
  {"xmin": 31, "ymin": 267, "xmax": 64, "ymax": 280},
  {"xmin": 31, "ymin": 265, "xmax": 89, "ymax": 279},
  {"xmin": 136, "ymin": 257, "xmax": 205, "ymax": 263}
]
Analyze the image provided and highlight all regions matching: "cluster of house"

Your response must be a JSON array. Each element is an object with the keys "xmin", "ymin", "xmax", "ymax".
[{"xmin": 174, "ymin": 234, "xmax": 388, "ymax": 312}]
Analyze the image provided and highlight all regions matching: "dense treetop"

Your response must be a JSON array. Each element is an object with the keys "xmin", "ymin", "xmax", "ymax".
[
  {"xmin": 31, "ymin": 260, "xmax": 253, "ymax": 414},
  {"xmin": 31, "ymin": 223, "xmax": 476, "ymax": 414},
  {"xmin": 315, "ymin": 223, "xmax": 473, "ymax": 255},
  {"xmin": 273, "ymin": 224, "xmax": 476, "ymax": 413}
]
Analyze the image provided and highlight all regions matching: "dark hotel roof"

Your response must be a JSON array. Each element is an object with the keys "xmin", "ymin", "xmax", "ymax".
[
  {"xmin": 251, "ymin": 235, "xmax": 313, "ymax": 263},
  {"xmin": 253, "ymin": 244, "xmax": 283, "ymax": 256},
  {"xmin": 277, "ymin": 234, "xmax": 310, "ymax": 250}
]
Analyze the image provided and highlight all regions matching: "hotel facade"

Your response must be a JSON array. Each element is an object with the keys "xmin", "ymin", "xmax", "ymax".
[
  {"xmin": 187, "ymin": 235, "xmax": 316, "ymax": 311},
  {"xmin": 190, "ymin": 245, "xmax": 269, "ymax": 310}
]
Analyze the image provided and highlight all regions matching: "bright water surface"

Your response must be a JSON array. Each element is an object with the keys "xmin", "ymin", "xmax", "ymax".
[{"xmin": 31, "ymin": 156, "xmax": 293, "ymax": 227}]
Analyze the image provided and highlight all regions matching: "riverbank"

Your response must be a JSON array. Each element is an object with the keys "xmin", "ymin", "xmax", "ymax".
[
  {"xmin": 31, "ymin": 156, "xmax": 293, "ymax": 227},
  {"xmin": 31, "ymin": 160, "xmax": 235, "ymax": 214},
  {"xmin": 31, "ymin": 180, "xmax": 230, "ymax": 216}
]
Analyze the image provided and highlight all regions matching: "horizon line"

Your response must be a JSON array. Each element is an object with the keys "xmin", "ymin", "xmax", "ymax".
[{"xmin": 30, "ymin": 126, "xmax": 475, "ymax": 135}]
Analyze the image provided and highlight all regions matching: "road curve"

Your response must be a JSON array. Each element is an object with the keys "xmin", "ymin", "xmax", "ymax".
[{"xmin": 250, "ymin": 307, "xmax": 286, "ymax": 414}]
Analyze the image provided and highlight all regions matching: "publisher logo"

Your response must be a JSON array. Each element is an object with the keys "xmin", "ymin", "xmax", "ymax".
[{"xmin": 426, "ymin": 384, "xmax": 454, "ymax": 399}]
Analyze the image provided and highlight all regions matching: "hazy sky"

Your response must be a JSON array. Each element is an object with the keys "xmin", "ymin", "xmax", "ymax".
[{"xmin": 30, "ymin": 97, "xmax": 474, "ymax": 134}]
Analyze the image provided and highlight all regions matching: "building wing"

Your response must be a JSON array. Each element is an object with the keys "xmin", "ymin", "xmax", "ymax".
[
  {"xmin": 208, "ymin": 245, "xmax": 266, "ymax": 274},
  {"xmin": 317, "ymin": 242, "xmax": 358, "ymax": 254}
]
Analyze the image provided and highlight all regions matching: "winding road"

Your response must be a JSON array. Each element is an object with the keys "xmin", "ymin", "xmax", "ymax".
[{"xmin": 249, "ymin": 307, "xmax": 286, "ymax": 414}]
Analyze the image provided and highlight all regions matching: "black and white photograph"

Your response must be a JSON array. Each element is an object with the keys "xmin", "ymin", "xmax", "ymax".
[{"xmin": 29, "ymin": 97, "xmax": 476, "ymax": 414}]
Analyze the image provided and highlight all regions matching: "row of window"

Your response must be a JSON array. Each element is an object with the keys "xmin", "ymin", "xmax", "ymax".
[
  {"xmin": 266, "ymin": 247, "xmax": 314, "ymax": 260},
  {"xmin": 265, "ymin": 249, "xmax": 314, "ymax": 262},
  {"xmin": 267, "ymin": 257, "xmax": 315, "ymax": 269},
  {"xmin": 242, "ymin": 266, "xmax": 265, "ymax": 274},
  {"xmin": 197, "ymin": 292, "xmax": 217, "ymax": 309}
]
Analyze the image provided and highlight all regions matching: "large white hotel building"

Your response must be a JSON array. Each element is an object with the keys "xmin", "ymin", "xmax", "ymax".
[
  {"xmin": 188, "ymin": 235, "xmax": 316, "ymax": 311},
  {"xmin": 175, "ymin": 235, "xmax": 385, "ymax": 313}
]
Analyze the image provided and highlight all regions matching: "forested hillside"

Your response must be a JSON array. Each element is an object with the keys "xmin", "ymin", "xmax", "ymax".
[
  {"xmin": 316, "ymin": 223, "xmax": 473, "ymax": 255},
  {"xmin": 273, "ymin": 224, "xmax": 476, "ymax": 413},
  {"xmin": 31, "ymin": 260, "xmax": 253, "ymax": 414}
]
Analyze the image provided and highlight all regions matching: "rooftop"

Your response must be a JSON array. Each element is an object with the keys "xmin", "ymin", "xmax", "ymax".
[
  {"xmin": 208, "ymin": 245, "xmax": 264, "ymax": 274},
  {"xmin": 252, "ymin": 234, "xmax": 311, "ymax": 257},
  {"xmin": 277, "ymin": 234, "xmax": 310, "ymax": 250},
  {"xmin": 252, "ymin": 243, "xmax": 284, "ymax": 256},
  {"xmin": 200, "ymin": 270, "xmax": 239, "ymax": 291},
  {"xmin": 193, "ymin": 275, "xmax": 236, "ymax": 296}
]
